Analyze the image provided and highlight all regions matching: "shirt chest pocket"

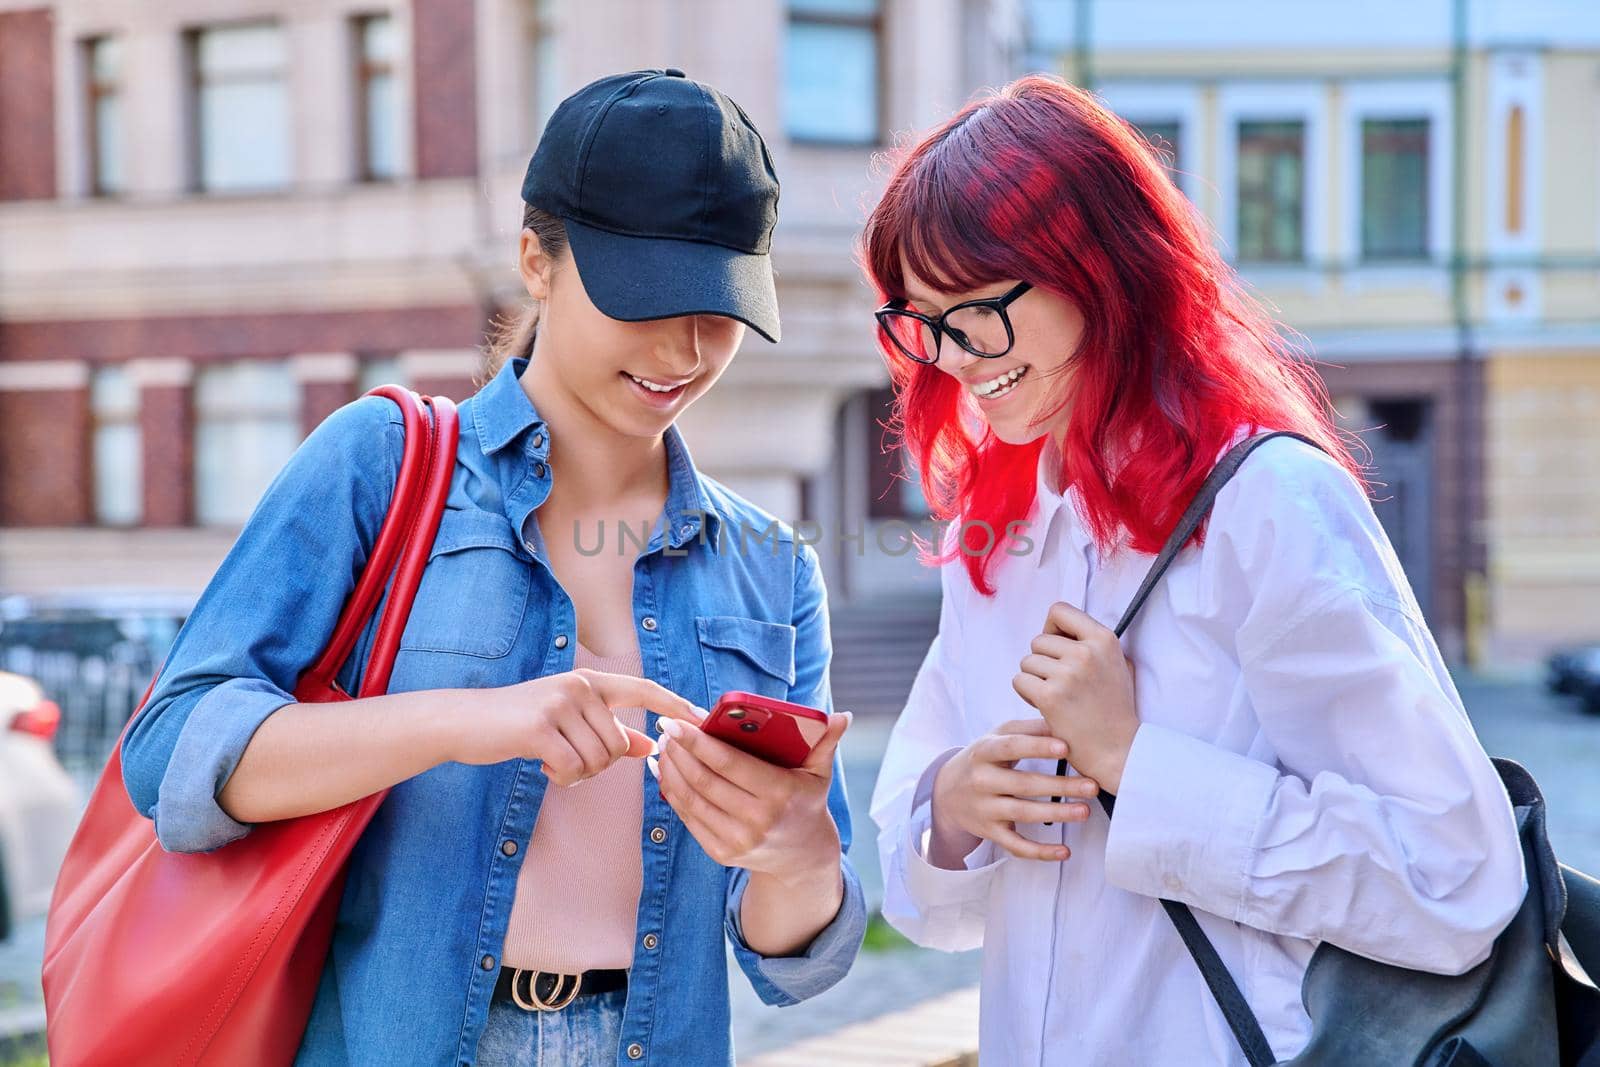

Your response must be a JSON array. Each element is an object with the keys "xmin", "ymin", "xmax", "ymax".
[
  {"xmin": 694, "ymin": 615, "xmax": 796, "ymax": 705},
  {"xmin": 400, "ymin": 509, "xmax": 532, "ymax": 659}
]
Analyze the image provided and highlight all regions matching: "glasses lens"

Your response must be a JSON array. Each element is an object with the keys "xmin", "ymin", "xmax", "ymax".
[
  {"xmin": 944, "ymin": 304, "xmax": 1012, "ymax": 356},
  {"xmin": 879, "ymin": 311, "xmax": 938, "ymax": 362}
]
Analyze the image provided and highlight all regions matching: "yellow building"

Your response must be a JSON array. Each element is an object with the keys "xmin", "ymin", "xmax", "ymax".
[{"xmin": 1016, "ymin": 0, "xmax": 1600, "ymax": 665}]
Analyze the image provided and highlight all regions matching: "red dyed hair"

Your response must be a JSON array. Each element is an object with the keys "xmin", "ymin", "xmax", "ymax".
[{"xmin": 860, "ymin": 75, "xmax": 1362, "ymax": 597}]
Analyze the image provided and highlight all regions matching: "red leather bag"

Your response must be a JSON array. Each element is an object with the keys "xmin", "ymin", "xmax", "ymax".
[{"xmin": 42, "ymin": 387, "xmax": 459, "ymax": 1066}]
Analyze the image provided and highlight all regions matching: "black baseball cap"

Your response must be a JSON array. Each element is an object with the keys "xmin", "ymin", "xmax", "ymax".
[{"xmin": 521, "ymin": 69, "xmax": 782, "ymax": 343}]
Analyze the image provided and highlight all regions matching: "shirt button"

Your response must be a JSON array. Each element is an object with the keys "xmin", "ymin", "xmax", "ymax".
[
  {"xmin": 641, "ymin": 616, "xmax": 658, "ymax": 632},
  {"xmin": 649, "ymin": 826, "xmax": 667, "ymax": 844},
  {"xmin": 642, "ymin": 933, "xmax": 659, "ymax": 950},
  {"xmin": 501, "ymin": 839, "xmax": 517, "ymax": 856},
  {"xmin": 679, "ymin": 523, "xmax": 694, "ymax": 537},
  {"xmin": 534, "ymin": 462, "xmax": 547, "ymax": 478},
  {"xmin": 480, "ymin": 954, "xmax": 496, "ymax": 971},
  {"xmin": 554, "ymin": 634, "xmax": 569, "ymax": 649},
  {"xmin": 532, "ymin": 432, "xmax": 544, "ymax": 448},
  {"xmin": 627, "ymin": 1044, "xmax": 644, "ymax": 1060},
  {"xmin": 1163, "ymin": 873, "xmax": 1183, "ymax": 894}
]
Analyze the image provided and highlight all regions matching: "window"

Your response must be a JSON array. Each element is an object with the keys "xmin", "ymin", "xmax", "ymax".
[
  {"xmin": 91, "ymin": 365, "xmax": 141, "ymax": 525},
  {"xmin": 189, "ymin": 23, "xmax": 290, "ymax": 192},
  {"xmin": 1236, "ymin": 120, "xmax": 1305, "ymax": 262},
  {"xmin": 83, "ymin": 36, "xmax": 124, "ymax": 196},
  {"xmin": 527, "ymin": 0, "xmax": 560, "ymax": 139},
  {"xmin": 1133, "ymin": 118, "xmax": 1181, "ymax": 177},
  {"xmin": 354, "ymin": 15, "xmax": 401, "ymax": 181},
  {"xmin": 357, "ymin": 355, "xmax": 406, "ymax": 394},
  {"xmin": 785, "ymin": 0, "xmax": 881, "ymax": 145},
  {"xmin": 1360, "ymin": 118, "xmax": 1429, "ymax": 260},
  {"xmin": 194, "ymin": 362, "xmax": 301, "ymax": 526}
]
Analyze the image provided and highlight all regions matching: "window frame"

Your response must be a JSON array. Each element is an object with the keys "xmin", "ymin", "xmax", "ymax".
[
  {"xmin": 185, "ymin": 20, "xmax": 292, "ymax": 195},
  {"xmin": 1339, "ymin": 79, "xmax": 1452, "ymax": 278},
  {"xmin": 784, "ymin": 0, "xmax": 886, "ymax": 148},
  {"xmin": 1095, "ymin": 82, "xmax": 1203, "ymax": 203},
  {"xmin": 81, "ymin": 34, "xmax": 124, "ymax": 198},
  {"xmin": 351, "ymin": 12, "xmax": 400, "ymax": 183},
  {"xmin": 90, "ymin": 363, "xmax": 142, "ymax": 527},
  {"xmin": 1216, "ymin": 82, "xmax": 1328, "ymax": 285}
]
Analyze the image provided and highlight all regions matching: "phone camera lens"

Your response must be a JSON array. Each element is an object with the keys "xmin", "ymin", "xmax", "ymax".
[
  {"xmin": 739, "ymin": 721, "xmax": 760, "ymax": 734},
  {"xmin": 727, "ymin": 708, "xmax": 747, "ymax": 719}
]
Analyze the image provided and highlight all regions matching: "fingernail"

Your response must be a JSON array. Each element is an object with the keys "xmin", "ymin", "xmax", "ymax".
[
  {"xmin": 660, "ymin": 718, "xmax": 686, "ymax": 738},
  {"xmin": 690, "ymin": 705, "xmax": 708, "ymax": 719},
  {"xmin": 646, "ymin": 755, "xmax": 660, "ymax": 779}
]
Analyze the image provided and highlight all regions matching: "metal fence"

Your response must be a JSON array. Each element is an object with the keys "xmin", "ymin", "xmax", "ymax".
[{"xmin": 2, "ymin": 641, "xmax": 163, "ymax": 790}]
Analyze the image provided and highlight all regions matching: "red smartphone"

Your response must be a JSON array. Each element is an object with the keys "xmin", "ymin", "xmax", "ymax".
[{"xmin": 701, "ymin": 691, "xmax": 829, "ymax": 769}]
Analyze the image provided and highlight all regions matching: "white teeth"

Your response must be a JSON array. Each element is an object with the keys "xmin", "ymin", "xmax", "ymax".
[
  {"xmin": 628, "ymin": 373, "xmax": 682, "ymax": 394},
  {"xmin": 972, "ymin": 366, "xmax": 1027, "ymax": 398}
]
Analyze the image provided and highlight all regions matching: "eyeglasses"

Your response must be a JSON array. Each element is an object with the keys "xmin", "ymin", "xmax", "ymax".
[{"xmin": 874, "ymin": 282, "xmax": 1033, "ymax": 364}]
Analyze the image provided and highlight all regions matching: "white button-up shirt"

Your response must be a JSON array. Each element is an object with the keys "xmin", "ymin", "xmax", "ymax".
[{"xmin": 869, "ymin": 434, "xmax": 1528, "ymax": 1066}]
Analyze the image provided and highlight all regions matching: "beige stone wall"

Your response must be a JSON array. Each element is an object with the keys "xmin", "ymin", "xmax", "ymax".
[{"xmin": 1485, "ymin": 352, "xmax": 1600, "ymax": 661}]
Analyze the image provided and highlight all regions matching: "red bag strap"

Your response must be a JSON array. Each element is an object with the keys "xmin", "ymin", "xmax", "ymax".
[
  {"xmin": 360, "ymin": 392, "xmax": 458, "ymax": 696},
  {"xmin": 300, "ymin": 387, "xmax": 459, "ymax": 698}
]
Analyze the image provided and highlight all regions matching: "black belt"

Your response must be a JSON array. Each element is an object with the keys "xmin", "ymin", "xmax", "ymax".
[{"xmin": 493, "ymin": 966, "xmax": 628, "ymax": 1011}]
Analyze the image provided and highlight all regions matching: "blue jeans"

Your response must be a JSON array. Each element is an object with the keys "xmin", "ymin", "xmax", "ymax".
[{"xmin": 475, "ymin": 988, "xmax": 628, "ymax": 1066}]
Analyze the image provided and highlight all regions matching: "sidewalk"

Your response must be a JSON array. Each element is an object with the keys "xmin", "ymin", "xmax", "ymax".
[{"xmin": 742, "ymin": 986, "xmax": 979, "ymax": 1067}]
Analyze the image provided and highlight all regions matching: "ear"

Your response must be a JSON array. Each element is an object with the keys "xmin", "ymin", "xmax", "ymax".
[{"xmin": 518, "ymin": 228, "xmax": 555, "ymax": 302}]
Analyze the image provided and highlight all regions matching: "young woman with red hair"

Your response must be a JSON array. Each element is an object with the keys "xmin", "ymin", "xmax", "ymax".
[{"xmin": 866, "ymin": 75, "xmax": 1526, "ymax": 1064}]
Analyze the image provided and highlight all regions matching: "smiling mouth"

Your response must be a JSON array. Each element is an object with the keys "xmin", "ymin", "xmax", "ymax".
[
  {"xmin": 622, "ymin": 371, "xmax": 691, "ymax": 402},
  {"xmin": 970, "ymin": 364, "xmax": 1029, "ymax": 401}
]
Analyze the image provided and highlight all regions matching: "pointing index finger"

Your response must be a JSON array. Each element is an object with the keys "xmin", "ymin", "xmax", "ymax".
[{"xmin": 583, "ymin": 671, "xmax": 700, "ymax": 723}]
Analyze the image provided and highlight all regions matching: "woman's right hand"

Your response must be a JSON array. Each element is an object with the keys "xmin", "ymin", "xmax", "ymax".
[
  {"xmin": 451, "ymin": 669, "xmax": 703, "ymax": 787},
  {"xmin": 928, "ymin": 718, "xmax": 1101, "ymax": 864}
]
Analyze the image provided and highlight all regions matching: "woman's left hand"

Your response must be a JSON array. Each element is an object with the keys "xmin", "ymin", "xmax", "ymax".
[
  {"xmin": 652, "ymin": 711, "xmax": 851, "ymax": 884},
  {"xmin": 1012, "ymin": 601, "xmax": 1140, "ymax": 795}
]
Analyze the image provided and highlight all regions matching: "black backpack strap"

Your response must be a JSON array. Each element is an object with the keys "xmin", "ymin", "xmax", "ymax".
[
  {"xmin": 1109, "ymin": 430, "xmax": 1325, "ymax": 642},
  {"xmin": 1053, "ymin": 430, "xmax": 1328, "ymax": 1067}
]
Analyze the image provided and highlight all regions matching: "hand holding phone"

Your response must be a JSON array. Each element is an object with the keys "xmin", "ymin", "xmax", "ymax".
[{"xmin": 699, "ymin": 691, "xmax": 830, "ymax": 768}]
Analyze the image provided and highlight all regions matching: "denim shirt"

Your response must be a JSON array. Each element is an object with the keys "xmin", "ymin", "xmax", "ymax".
[{"xmin": 120, "ymin": 356, "xmax": 867, "ymax": 1066}]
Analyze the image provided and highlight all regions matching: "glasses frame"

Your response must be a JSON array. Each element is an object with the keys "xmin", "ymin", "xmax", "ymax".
[{"xmin": 874, "ymin": 281, "xmax": 1033, "ymax": 364}]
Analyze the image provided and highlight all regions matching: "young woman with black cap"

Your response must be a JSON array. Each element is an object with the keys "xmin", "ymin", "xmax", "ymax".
[
  {"xmin": 121, "ymin": 69, "xmax": 866, "ymax": 1066},
  {"xmin": 866, "ymin": 75, "xmax": 1526, "ymax": 1064}
]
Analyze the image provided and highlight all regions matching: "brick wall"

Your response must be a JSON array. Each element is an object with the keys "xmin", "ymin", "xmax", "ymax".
[
  {"xmin": 412, "ymin": 0, "xmax": 478, "ymax": 180},
  {"xmin": 139, "ymin": 383, "xmax": 193, "ymax": 527},
  {"xmin": 0, "ymin": 8, "xmax": 56, "ymax": 201},
  {"xmin": 0, "ymin": 387, "xmax": 91, "ymax": 525}
]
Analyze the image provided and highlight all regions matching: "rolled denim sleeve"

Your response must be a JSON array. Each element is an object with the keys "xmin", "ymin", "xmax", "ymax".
[
  {"xmin": 723, "ymin": 542, "xmax": 866, "ymax": 1005},
  {"xmin": 120, "ymin": 395, "xmax": 404, "ymax": 854},
  {"xmin": 724, "ymin": 855, "xmax": 868, "ymax": 1006}
]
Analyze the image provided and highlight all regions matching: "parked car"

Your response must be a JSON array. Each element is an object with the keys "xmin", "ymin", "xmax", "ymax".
[
  {"xmin": 1546, "ymin": 644, "xmax": 1600, "ymax": 715},
  {"xmin": 0, "ymin": 670, "xmax": 81, "ymax": 941}
]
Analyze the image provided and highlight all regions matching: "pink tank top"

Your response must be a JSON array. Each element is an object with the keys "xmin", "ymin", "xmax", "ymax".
[{"xmin": 501, "ymin": 638, "xmax": 647, "ymax": 972}]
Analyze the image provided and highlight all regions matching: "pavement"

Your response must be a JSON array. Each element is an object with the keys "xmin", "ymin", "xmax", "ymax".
[{"xmin": 4, "ymin": 672, "xmax": 1597, "ymax": 1065}]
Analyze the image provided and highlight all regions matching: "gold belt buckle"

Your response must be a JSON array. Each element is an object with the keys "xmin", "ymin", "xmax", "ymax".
[{"xmin": 510, "ymin": 967, "xmax": 582, "ymax": 1012}]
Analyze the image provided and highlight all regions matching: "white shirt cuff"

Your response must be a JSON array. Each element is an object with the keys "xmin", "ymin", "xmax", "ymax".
[
  {"xmin": 900, "ymin": 747, "xmax": 1005, "ymax": 906},
  {"xmin": 1102, "ymin": 721, "xmax": 1278, "ymax": 920}
]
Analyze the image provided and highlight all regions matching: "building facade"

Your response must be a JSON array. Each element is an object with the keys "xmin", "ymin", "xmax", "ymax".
[
  {"xmin": 1008, "ymin": 0, "xmax": 1600, "ymax": 664},
  {"xmin": 0, "ymin": 0, "xmax": 1596, "ymax": 667}
]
